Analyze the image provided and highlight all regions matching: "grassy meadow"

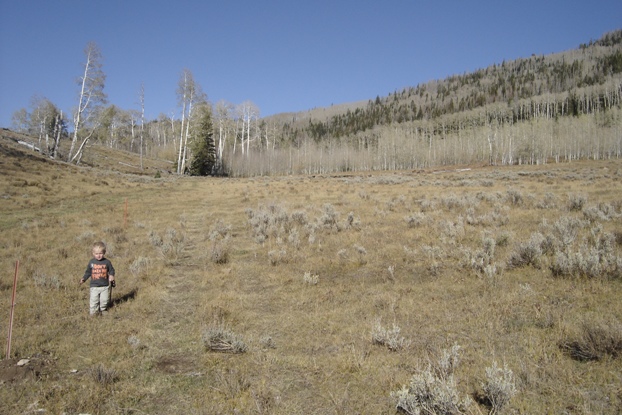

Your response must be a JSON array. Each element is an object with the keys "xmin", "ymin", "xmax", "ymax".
[{"xmin": 1, "ymin": 137, "xmax": 622, "ymax": 414}]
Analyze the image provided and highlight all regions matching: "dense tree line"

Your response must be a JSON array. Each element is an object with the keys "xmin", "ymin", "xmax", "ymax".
[
  {"xmin": 283, "ymin": 30, "xmax": 622, "ymax": 143},
  {"xmin": 10, "ymin": 30, "xmax": 622, "ymax": 177}
]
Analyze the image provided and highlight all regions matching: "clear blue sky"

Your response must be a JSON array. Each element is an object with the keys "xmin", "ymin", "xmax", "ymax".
[{"xmin": 1, "ymin": 0, "xmax": 620, "ymax": 128}]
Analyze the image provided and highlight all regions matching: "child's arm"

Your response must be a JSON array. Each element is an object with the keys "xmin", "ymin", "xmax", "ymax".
[
  {"xmin": 80, "ymin": 261, "xmax": 92, "ymax": 284},
  {"xmin": 108, "ymin": 260, "xmax": 116, "ymax": 283}
]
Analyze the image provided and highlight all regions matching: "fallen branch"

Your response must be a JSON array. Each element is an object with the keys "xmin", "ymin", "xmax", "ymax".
[{"xmin": 119, "ymin": 161, "xmax": 141, "ymax": 169}]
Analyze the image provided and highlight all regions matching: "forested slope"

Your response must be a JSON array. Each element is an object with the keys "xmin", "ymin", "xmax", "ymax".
[
  {"xmin": 225, "ymin": 30, "xmax": 620, "ymax": 176},
  {"xmin": 287, "ymin": 30, "xmax": 622, "ymax": 141},
  {"xmin": 9, "ymin": 30, "xmax": 622, "ymax": 177}
]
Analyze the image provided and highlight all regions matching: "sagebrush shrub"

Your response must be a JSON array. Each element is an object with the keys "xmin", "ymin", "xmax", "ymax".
[
  {"xmin": 371, "ymin": 320, "xmax": 410, "ymax": 351},
  {"xmin": 90, "ymin": 364, "xmax": 118, "ymax": 386},
  {"xmin": 354, "ymin": 244, "xmax": 367, "ymax": 265},
  {"xmin": 203, "ymin": 324, "xmax": 248, "ymax": 354},
  {"xmin": 259, "ymin": 335, "xmax": 276, "ymax": 349},
  {"xmin": 549, "ymin": 216, "xmax": 584, "ymax": 250},
  {"xmin": 344, "ymin": 211, "xmax": 361, "ymax": 230},
  {"xmin": 159, "ymin": 228, "xmax": 186, "ymax": 261},
  {"xmin": 481, "ymin": 361, "xmax": 517, "ymax": 414},
  {"xmin": 466, "ymin": 236, "xmax": 496, "ymax": 276},
  {"xmin": 208, "ymin": 219, "xmax": 232, "ymax": 241},
  {"xmin": 32, "ymin": 272, "xmax": 62, "ymax": 290},
  {"xmin": 268, "ymin": 249, "xmax": 287, "ymax": 266},
  {"xmin": 303, "ymin": 271, "xmax": 319, "ymax": 285},
  {"xmin": 507, "ymin": 232, "xmax": 544, "ymax": 269},
  {"xmin": 148, "ymin": 229, "xmax": 163, "ymax": 246},
  {"xmin": 439, "ymin": 217, "xmax": 465, "ymax": 242},
  {"xmin": 567, "ymin": 193, "xmax": 587, "ymax": 211},
  {"xmin": 441, "ymin": 193, "xmax": 466, "ymax": 211},
  {"xmin": 550, "ymin": 232, "xmax": 622, "ymax": 279},
  {"xmin": 535, "ymin": 192, "xmax": 558, "ymax": 210},
  {"xmin": 434, "ymin": 344, "xmax": 461, "ymax": 379},
  {"xmin": 392, "ymin": 345, "xmax": 472, "ymax": 415},
  {"xmin": 506, "ymin": 189, "xmax": 523, "ymax": 206},
  {"xmin": 247, "ymin": 204, "xmax": 292, "ymax": 244},
  {"xmin": 405, "ymin": 212, "xmax": 426, "ymax": 228},
  {"xmin": 291, "ymin": 210, "xmax": 308, "ymax": 225},
  {"xmin": 76, "ymin": 230, "xmax": 95, "ymax": 242},
  {"xmin": 127, "ymin": 335, "xmax": 141, "ymax": 349},
  {"xmin": 319, "ymin": 203, "xmax": 340, "ymax": 231},
  {"xmin": 130, "ymin": 256, "xmax": 151, "ymax": 276},
  {"xmin": 209, "ymin": 240, "xmax": 229, "ymax": 264}
]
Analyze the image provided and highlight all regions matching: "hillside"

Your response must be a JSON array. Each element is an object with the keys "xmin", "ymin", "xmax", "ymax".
[
  {"xmin": 277, "ymin": 30, "xmax": 622, "ymax": 139},
  {"xmin": 2, "ymin": 116, "xmax": 622, "ymax": 413},
  {"xmin": 0, "ymin": 128, "xmax": 174, "ymax": 177}
]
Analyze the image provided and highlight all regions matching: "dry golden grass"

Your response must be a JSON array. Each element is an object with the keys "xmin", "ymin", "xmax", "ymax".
[{"xmin": 2, "ymin": 137, "xmax": 622, "ymax": 414}]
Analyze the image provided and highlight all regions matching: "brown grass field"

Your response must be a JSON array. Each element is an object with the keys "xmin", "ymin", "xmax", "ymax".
[{"xmin": 1, "ymin": 135, "xmax": 622, "ymax": 414}]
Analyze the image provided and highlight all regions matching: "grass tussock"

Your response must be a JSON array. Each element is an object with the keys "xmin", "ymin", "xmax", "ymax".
[{"xmin": 560, "ymin": 318, "xmax": 622, "ymax": 361}]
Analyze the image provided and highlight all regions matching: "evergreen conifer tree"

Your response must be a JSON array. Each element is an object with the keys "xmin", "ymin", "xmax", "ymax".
[{"xmin": 188, "ymin": 105, "xmax": 216, "ymax": 176}]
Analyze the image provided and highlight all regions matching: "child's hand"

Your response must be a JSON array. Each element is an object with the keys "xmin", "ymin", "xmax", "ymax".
[{"xmin": 79, "ymin": 279, "xmax": 84, "ymax": 285}]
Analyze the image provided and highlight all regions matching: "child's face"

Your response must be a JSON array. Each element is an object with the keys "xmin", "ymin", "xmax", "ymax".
[{"xmin": 92, "ymin": 249, "xmax": 105, "ymax": 260}]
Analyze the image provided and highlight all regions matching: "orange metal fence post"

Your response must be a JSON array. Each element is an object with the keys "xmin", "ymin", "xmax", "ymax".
[{"xmin": 6, "ymin": 260, "xmax": 19, "ymax": 359}]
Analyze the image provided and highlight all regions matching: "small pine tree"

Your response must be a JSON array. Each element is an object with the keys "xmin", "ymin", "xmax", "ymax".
[{"xmin": 188, "ymin": 105, "xmax": 216, "ymax": 176}]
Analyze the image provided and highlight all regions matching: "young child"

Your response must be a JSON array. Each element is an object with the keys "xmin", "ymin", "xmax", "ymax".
[{"xmin": 80, "ymin": 241, "xmax": 116, "ymax": 316}]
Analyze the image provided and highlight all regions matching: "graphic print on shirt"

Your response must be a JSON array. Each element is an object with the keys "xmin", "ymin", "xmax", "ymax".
[{"xmin": 91, "ymin": 263, "xmax": 109, "ymax": 280}]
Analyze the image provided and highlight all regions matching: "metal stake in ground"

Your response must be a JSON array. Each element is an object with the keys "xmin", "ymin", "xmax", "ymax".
[{"xmin": 6, "ymin": 260, "xmax": 19, "ymax": 359}]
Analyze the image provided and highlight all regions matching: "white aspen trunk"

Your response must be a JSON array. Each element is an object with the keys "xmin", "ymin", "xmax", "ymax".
[
  {"xmin": 69, "ymin": 52, "xmax": 91, "ymax": 162},
  {"xmin": 71, "ymin": 128, "xmax": 96, "ymax": 164},
  {"xmin": 38, "ymin": 114, "xmax": 46, "ymax": 155},
  {"xmin": 139, "ymin": 84, "xmax": 145, "ymax": 170},
  {"xmin": 130, "ymin": 118, "xmax": 136, "ymax": 151},
  {"xmin": 52, "ymin": 111, "xmax": 62, "ymax": 159},
  {"xmin": 218, "ymin": 121, "xmax": 224, "ymax": 160},
  {"xmin": 140, "ymin": 115, "xmax": 144, "ymax": 170},
  {"xmin": 180, "ymin": 91, "xmax": 194, "ymax": 174},
  {"xmin": 232, "ymin": 117, "xmax": 239, "ymax": 155},
  {"xmin": 177, "ymin": 99, "xmax": 186, "ymax": 174},
  {"xmin": 246, "ymin": 110, "xmax": 251, "ymax": 156},
  {"xmin": 241, "ymin": 116, "xmax": 246, "ymax": 156},
  {"xmin": 169, "ymin": 112, "xmax": 175, "ymax": 148}
]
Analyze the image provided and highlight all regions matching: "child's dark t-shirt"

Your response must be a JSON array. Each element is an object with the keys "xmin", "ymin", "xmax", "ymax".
[{"xmin": 83, "ymin": 258, "xmax": 115, "ymax": 287}]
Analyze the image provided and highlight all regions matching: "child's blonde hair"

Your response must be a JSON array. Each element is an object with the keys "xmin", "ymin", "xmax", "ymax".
[{"xmin": 93, "ymin": 241, "xmax": 107, "ymax": 253}]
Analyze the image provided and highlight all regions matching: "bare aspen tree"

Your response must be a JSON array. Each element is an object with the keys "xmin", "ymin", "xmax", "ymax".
[
  {"xmin": 236, "ymin": 101, "xmax": 259, "ymax": 158},
  {"xmin": 176, "ymin": 70, "xmax": 191, "ymax": 173},
  {"xmin": 29, "ymin": 97, "xmax": 51, "ymax": 155},
  {"xmin": 235, "ymin": 103, "xmax": 246, "ymax": 156},
  {"xmin": 215, "ymin": 100, "xmax": 234, "ymax": 162},
  {"xmin": 68, "ymin": 41, "xmax": 107, "ymax": 164},
  {"xmin": 247, "ymin": 101, "xmax": 260, "ymax": 156},
  {"xmin": 176, "ymin": 69, "xmax": 206, "ymax": 174},
  {"xmin": 139, "ymin": 83, "xmax": 145, "ymax": 169},
  {"xmin": 51, "ymin": 110, "xmax": 66, "ymax": 159},
  {"xmin": 169, "ymin": 111, "xmax": 176, "ymax": 148}
]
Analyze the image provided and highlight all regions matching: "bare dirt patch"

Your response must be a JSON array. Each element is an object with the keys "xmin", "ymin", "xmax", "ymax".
[
  {"xmin": 155, "ymin": 355, "xmax": 198, "ymax": 374},
  {"xmin": 0, "ymin": 357, "xmax": 49, "ymax": 383}
]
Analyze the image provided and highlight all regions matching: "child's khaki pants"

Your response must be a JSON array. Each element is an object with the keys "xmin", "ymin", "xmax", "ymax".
[{"xmin": 89, "ymin": 286, "xmax": 110, "ymax": 315}]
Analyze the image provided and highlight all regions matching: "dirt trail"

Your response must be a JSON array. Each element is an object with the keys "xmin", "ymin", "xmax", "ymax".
[{"xmin": 147, "ymin": 211, "xmax": 208, "ymax": 371}]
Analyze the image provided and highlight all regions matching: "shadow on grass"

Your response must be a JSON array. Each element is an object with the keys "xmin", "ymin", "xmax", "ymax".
[{"xmin": 110, "ymin": 287, "xmax": 138, "ymax": 308}]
